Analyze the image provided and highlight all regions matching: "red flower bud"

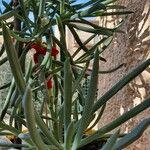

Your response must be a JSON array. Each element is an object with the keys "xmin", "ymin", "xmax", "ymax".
[
  {"xmin": 33, "ymin": 53, "xmax": 39, "ymax": 64},
  {"xmin": 51, "ymin": 47, "xmax": 59, "ymax": 57},
  {"xmin": 47, "ymin": 79, "xmax": 53, "ymax": 89}
]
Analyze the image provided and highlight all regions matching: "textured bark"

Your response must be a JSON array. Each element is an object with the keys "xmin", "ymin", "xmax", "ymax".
[{"xmin": 97, "ymin": 0, "xmax": 150, "ymax": 149}]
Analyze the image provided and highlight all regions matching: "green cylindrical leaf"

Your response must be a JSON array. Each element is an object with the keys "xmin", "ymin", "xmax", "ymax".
[
  {"xmin": 35, "ymin": 111, "xmax": 63, "ymax": 150},
  {"xmin": 10, "ymin": 30, "xmax": 34, "ymax": 42},
  {"xmin": 22, "ymin": 86, "xmax": 48, "ymax": 150},
  {"xmin": 56, "ymin": 16, "xmax": 67, "ymax": 53},
  {"xmin": 86, "ymin": 104, "xmax": 106, "ymax": 132},
  {"xmin": 64, "ymin": 59, "xmax": 73, "ymax": 132},
  {"xmin": 19, "ymin": 0, "xmax": 33, "ymax": 34},
  {"xmin": 68, "ymin": 23, "xmax": 113, "ymax": 36},
  {"xmin": 25, "ymin": 60, "xmax": 33, "ymax": 83},
  {"xmin": 0, "ymin": 121, "xmax": 20, "ymax": 136},
  {"xmin": 38, "ymin": 0, "xmax": 45, "ymax": 17},
  {"xmin": 75, "ymin": 37, "xmax": 110, "ymax": 62},
  {"xmin": 2, "ymin": 23, "xmax": 26, "ymax": 95},
  {"xmin": 64, "ymin": 122, "xmax": 75, "ymax": 150},
  {"xmin": 94, "ymin": 11, "xmax": 133, "ymax": 16},
  {"xmin": 73, "ymin": 61, "xmax": 89, "ymax": 93},
  {"xmin": 0, "ymin": 82, "xmax": 11, "ymax": 90},
  {"xmin": 101, "ymin": 130, "xmax": 120, "ymax": 150},
  {"xmin": 0, "ymin": 44, "xmax": 5, "ymax": 57},
  {"xmin": 72, "ymin": 50, "xmax": 99, "ymax": 150},
  {"xmin": 68, "ymin": 26, "xmax": 89, "ymax": 53},
  {"xmin": 0, "ymin": 79, "xmax": 15, "ymax": 120},
  {"xmin": 0, "ymin": 57, "xmax": 7, "ymax": 66},
  {"xmin": 114, "ymin": 118, "xmax": 150, "ymax": 150},
  {"xmin": 79, "ymin": 97, "xmax": 150, "ymax": 147},
  {"xmin": 72, "ymin": 34, "xmax": 96, "ymax": 58},
  {"xmin": 71, "ymin": 1, "xmax": 106, "ymax": 18},
  {"xmin": 0, "ymin": 6, "xmax": 19, "ymax": 20},
  {"xmin": 92, "ymin": 59, "xmax": 150, "ymax": 113},
  {"xmin": 0, "ymin": 143, "xmax": 28, "ymax": 148}
]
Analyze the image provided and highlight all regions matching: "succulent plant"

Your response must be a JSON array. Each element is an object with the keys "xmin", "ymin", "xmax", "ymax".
[{"xmin": 0, "ymin": 0, "xmax": 149, "ymax": 150}]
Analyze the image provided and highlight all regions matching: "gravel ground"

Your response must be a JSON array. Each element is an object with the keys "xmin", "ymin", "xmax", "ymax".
[{"xmin": 0, "ymin": 136, "xmax": 17, "ymax": 150}]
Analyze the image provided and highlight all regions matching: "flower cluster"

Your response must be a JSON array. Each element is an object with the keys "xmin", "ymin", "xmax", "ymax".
[
  {"xmin": 31, "ymin": 43, "xmax": 46, "ymax": 64},
  {"xmin": 30, "ymin": 43, "xmax": 59, "ymax": 64},
  {"xmin": 30, "ymin": 42, "xmax": 59, "ymax": 89}
]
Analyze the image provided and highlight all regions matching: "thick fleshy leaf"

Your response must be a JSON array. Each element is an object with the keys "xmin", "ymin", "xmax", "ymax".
[
  {"xmin": 75, "ymin": 37, "xmax": 111, "ymax": 62},
  {"xmin": 92, "ymin": 11, "xmax": 133, "ymax": 17},
  {"xmin": 101, "ymin": 130, "xmax": 120, "ymax": 150},
  {"xmin": 72, "ymin": 0, "xmax": 104, "ymax": 10},
  {"xmin": 68, "ymin": 23, "xmax": 113, "ymax": 36},
  {"xmin": 10, "ymin": 30, "xmax": 34, "ymax": 42},
  {"xmin": 19, "ymin": 0, "xmax": 33, "ymax": 33},
  {"xmin": 0, "ymin": 79, "xmax": 15, "ymax": 120},
  {"xmin": 64, "ymin": 122, "xmax": 75, "ymax": 150},
  {"xmin": 72, "ymin": 50, "xmax": 99, "ymax": 150},
  {"xmin": 71, "ymin": 1, "xmax": 106, "ymax": 19},
  {"xmin": 0, "ymin": 82, "xmax": 11, "ymax": 90},
  {"xmin": 56, "ymin": 16, "xmax": 67, "ymax": 52},
  {"xmin": 2, "ymin": 23, "xmax": 26, "ymax": 95},
  {"xmin": 34, "ymin": 111, "xmax": 63, "ymax": 149},
  {"xmin": 0, "ymin": 143, "xmax": 28, "ymax": 149},
  {"xmin": 102, "ymin": 0, "xmax": 118, "ymax": 5},
  {"xmin": 38, "ymin": 0, "xmax": 45, "ymax": 17},
  {"xmin": 68, "ymin": 26, "xmax": 89, "ymax": 52},
  {"xmin": 25, "ymin": 60, "xmax": 33, "ymax": 83},
  {"xmin": 64, "ymin": 59, "xmax": 73, "ymax": 132},
  {"xmin": 72, "ymin": 34, "xmax": 96, "ymax": 58},
  {"xmin": 0, "ymin": 6, "xmax": 19, "ymax": 20},
  {"xmin": 113, "ymin": 118, "xmax": 150, "ymax": 150},
  {"xmin": 2, "ymin": 0, "xmax": 12, "ymax": 11},
  {"xmin": 0, "ymin": 57, "xmax": 7, "ymax": 66},
  {"xmin": 0, "ymin": 45, "xmax": 5, "ymax": 57},
  {"xmin": 22, "ymin": 86, "xmax": 48, "ymax": 150},
  {"xmin": 107, "ymin": 5, "xmax": 126, "ymax": 9},
  {"xmin": 85, "ymin": 104, "xmax": 106, "ymax": 132},
  {"xmin": 73, "ymin": 62, "xmax": 90, "ymax": 93},
  {"xmin": 79, "ymin": 97, "xmax": 150, "ymax": 147},
  {"xmin": 92, "ymin": 59, "xmax": 150, "ymax": 113},
  {"xmin": 0, "ymin": 121, "xmax": 19, "ymax": 136},
  {"xmin": 75, "ymin": 63, "xmax": 124, "ymax": 74}
]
